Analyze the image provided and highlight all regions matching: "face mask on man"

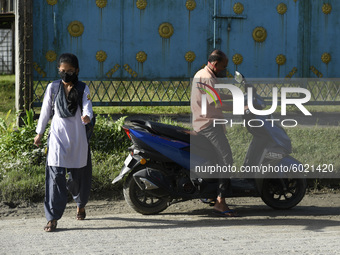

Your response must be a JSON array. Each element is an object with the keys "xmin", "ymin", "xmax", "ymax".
[
  {"xmin": 208, "ymin": 62, "xmax": 227, "ymax": 78},
  {"xmin": 215, "ymin": 69, "xmax": 227, "ymax": 78},
  {"xmin": 59, "ymin": 71, "xmax": 78, "ymax": 84}
]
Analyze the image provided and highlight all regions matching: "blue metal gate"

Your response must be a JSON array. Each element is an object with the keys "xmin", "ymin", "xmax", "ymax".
[
  {"xmin": 216, "ymin": 0, "xmax": 339, "ymax": 78},
  {"xmin": 32, "ymin": 0, "xmax": 340, "ymax": 106}
]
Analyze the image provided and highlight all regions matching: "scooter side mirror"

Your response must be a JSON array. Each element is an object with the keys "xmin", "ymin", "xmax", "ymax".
[{"xmin": 234, "ymin": 71, "xmax": 244, "ymax": 84}]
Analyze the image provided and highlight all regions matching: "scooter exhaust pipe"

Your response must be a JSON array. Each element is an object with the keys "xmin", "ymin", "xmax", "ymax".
[{"xmin": 133, "ymin": 168, "xmax": 173, "ymax": 197}]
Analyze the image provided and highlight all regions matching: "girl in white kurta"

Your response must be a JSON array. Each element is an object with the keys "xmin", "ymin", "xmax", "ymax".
[{"xmin": 34, "ymin": 53, "xmax": 93, "ymax": 232}]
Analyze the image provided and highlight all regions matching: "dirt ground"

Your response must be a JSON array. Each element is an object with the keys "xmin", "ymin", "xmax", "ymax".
[
  {"xmin": 1, "ymin": 113, "xmax": 338, "ymax": 254},
  {"xmin": 1, "ymin": 189, "xmax": 339, "ymax": 220},
  {"xmin": 1, "ymin": 190, "xmax": 340, "ymax": 255}
]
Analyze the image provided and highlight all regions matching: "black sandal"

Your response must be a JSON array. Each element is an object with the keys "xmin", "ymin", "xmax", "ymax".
[
  {"xmin": 200, "ymin": 198, "xmax": 217, "ymax": 206},
  {"xmin": 77, "ymin": 208, "xmax": 86, "ymax": 220},
  {"xmin": 44, "ymin": 220, "xmax": 57, "ymax": 232},
  {"xmin": 212, "ymin": 209, "xmax": 239, "ymax": 217}
]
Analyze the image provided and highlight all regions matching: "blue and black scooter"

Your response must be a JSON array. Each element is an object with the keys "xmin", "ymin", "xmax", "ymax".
[{"xmin": 113, "ymin": 72, "xmax": 307, "ymax": 215}]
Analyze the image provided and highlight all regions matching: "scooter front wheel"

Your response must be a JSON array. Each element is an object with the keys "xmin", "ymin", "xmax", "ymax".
[
  {"xmin": 261, "ymin": 178, "xmax": 307, "ymax": 210},
  {"xmin": 123, "ymin": 173, "xmax": 169, "ymax": 215}
]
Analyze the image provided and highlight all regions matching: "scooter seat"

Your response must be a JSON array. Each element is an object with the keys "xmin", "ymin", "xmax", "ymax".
[{"xmin": 144, "ymin": 121, "xmax": 190, "ymax": 143}]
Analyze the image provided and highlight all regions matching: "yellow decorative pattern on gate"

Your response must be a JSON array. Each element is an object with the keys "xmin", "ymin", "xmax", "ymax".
[
  {"xmin": 276, "ymin": 54, "xmax": 286, "ymax": 65},
  {"xmin": 106, "ymin": 64, "xmax": 120, "ymax": 78},
  {"xmin": 233, "ymin": 3, "xmax": 244, "ymax": 15},
  {"xmin": 232, "ymin": 54, "xmax": 243, "ymax": 65},
  {"xmin": 68, "ymin": 21, "xmax": 84, "ymax": 37},
  {"xmin": 124, "ymin": 64, "xmax": 138, "ymax": 78},
  {"xmin": 321, "ymin": 53, "xmax": 331, "ymax": 64},
  {"xmin": 185, "ymin": 51, "xmax": 196, "ymax": 63},
  {"xmin": 47, "ymin": 0, "xmax": 57, "ymax": 6},
  {"xmin": 136, "ymin": 0, "xmax": 147, "ymax": 10},
  {"xmin": 186, "ymin": 0, "xmax": 196, "ymax": 11},
  {"xmin": 159, "ymin": 23, "xmax": 174, "ymax": 39},
  {"xmin": 322, "ymin": 3, "xmax": 332, "ymax": 14},
  {"xmin": 277, "ymin": 3, "xmax": 287, "ymax": 15},
  {"xmin": 226, "ymin": 70, "xmax": 234, "ymax": 78},
  {"xmin": 286, "ymin": 67, "xmax": 297, "ymax": 78},
  {"xmin": 45, "ymin": 50, "xmax": 57, "ymax": 62},
  {"xmin": 96, "ymin": 0, "xmax": 107, "ymax": 8},
  {"xmin": 252, "ymin": 27, "xmax": 267, "ymax": 43},
  {"xmin": 33, "ymin": 62, "xmax": 47, "ymax": 77},
  {"xmin": 310, "ymin": 66, "xmax": 323, "ymax": 78},
  {"xmin": 96, "ymin": 51, "xmax": 107, "ymax": 62},
  {"xmin": 136, "ymin": 51, "xmax": 147, "ymax": 63}
]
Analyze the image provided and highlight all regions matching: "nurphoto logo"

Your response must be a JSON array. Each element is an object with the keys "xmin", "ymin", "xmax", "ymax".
[{"xmin": 199, "ymin": 83, "xmax": 312, "ymax": 127}]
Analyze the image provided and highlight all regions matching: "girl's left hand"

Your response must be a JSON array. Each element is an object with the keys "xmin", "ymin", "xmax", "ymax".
[
  {"xmin": 34, "ymin": 134, "xmax": 43, "ymax": 147},
  {"xmin": 81, "ymin": 115, "xmax": 91, "ymax": 124}
]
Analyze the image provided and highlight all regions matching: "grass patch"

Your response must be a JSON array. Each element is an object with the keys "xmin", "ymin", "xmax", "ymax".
[
  {"xmin": 0, "ymin": 164, "xmax": 45, "ymax": 202},
  {"xmin": 0, "ymin": 75, "xmax": 16, "ymax": 121},
  {"xmin": 93, "ymin": 106, "xmax": 191, "ymax": 115},
  {"xmin": 226, "ymin": 125, "xmax": 340, "ymax": 173},
  {"xmin": 305, "ymin": 105, "xmax": 340, "ymax": 113}
]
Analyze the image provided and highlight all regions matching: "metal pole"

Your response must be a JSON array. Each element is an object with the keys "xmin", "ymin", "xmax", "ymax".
[
  {"xmin": 213, "ymin": 0, "xmax": 216, "ymax": 49},
  {"xmin": 15, "ymin": 0, "xmax": 24, "ymax": 124},
  {"xmin": 15, "ymin": 0, "xmax": 33, "ymax": 125},
  {"xmin": 298, "ymin": 0, "xmax": 311, "ymax": 78},
  {"xmin": 23, "ymin": 0, "xmax": 33, "ymax": 110}
]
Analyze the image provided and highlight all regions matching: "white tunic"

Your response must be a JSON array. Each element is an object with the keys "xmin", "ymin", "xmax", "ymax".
[{"xmin": 36, "ymin": 82, "xmax": 93, "ymax": 168}]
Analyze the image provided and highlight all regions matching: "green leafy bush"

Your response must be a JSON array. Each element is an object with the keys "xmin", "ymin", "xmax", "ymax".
[
  {"xmin": 89, "ymin": 115, "xmax": 130, "ymax": 198},
  {"xmin": 0, "ymin": 114, "xmax": 130, "ymax": 202},
  {"xmin": 0, "ymin": 109, "xmax": 38, "ymax": 160},
  {"xmin": 90, "ymin": 115, "xmax": 130, "ymax": 153}
]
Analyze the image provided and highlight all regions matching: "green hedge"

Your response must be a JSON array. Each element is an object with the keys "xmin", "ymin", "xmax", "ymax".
[{"xmin": 0, "ymin": 114, "xmax": 130, "ymax": 202}]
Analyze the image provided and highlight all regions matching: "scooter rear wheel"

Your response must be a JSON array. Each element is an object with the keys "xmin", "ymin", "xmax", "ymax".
[
  {"xmin": 261, "ymin": 178, "xmax": 307, "ymax": 210},
  {"xmin": 123, "ymin": 173, "xmax": 169, "ymax": 215}
]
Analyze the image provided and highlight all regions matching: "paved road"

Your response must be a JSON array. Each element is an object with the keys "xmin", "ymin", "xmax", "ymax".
[{"xmin": 1, "ymin": 193, "xmax": 340, "ymax": 255}]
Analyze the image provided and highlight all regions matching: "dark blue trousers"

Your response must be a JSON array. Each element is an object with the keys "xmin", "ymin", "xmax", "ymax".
[{"xmin": 44, "ymin": 149, "xmax": 92, "ymax": 221}]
